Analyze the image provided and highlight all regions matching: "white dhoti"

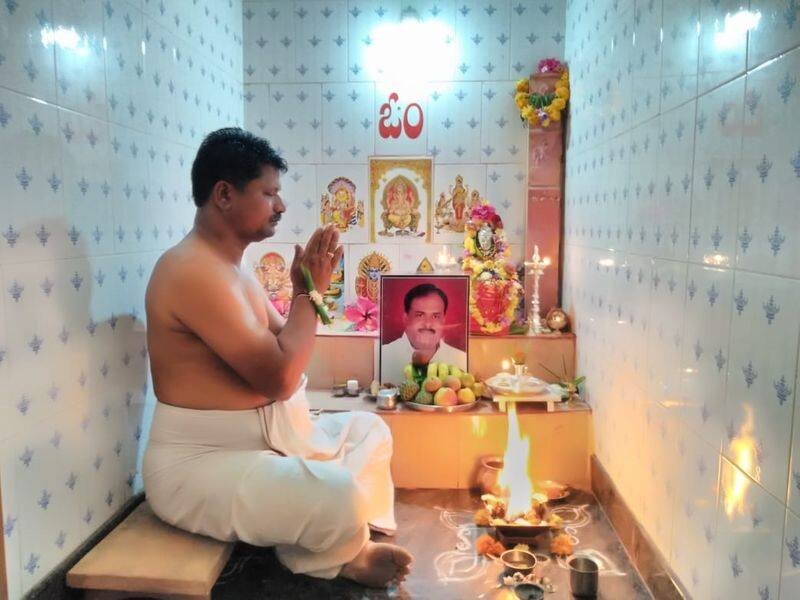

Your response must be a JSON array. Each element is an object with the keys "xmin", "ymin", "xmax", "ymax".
[{"xmin": 142, "ymin": 378, "xmax": 396, "ymax": 579}]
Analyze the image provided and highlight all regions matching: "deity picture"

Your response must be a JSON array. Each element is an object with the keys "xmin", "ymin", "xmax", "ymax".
[
  {"xmin": 320, "ymin": 177, "xmax": 365, "ymax": 233},
  {"xmin": 434, "ymin": 175, "xmax": 485, "ymax": 236},
  {"xmin": 369, "ymin": 157, "xmax": 432, "ymax": 243},
  {"xmin": 434, "ymin": 175, "xmax": 480, "ymax": 233},
  {"xmin": 254, "ymin": 252, "xmax": 293, "ymax": 317},
  {"xmin": 322, "ymin": 254, "xmax": 346, "ymax": 319},
  {"xmin": 355, "ymin": 251, "xmax": 392, "ymax": 304},
  {"xmin": 380, "ymin": 176, "xmax": 420, "ymax": 235}
]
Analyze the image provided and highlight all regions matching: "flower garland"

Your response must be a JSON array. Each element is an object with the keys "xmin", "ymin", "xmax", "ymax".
[
  {"xmin": 515, "ymin": 58, "xmax": 570, "ymax": 128},
  {"xmin": 462, "ymin": 203, "xmax": 523, "ymax": 334}
]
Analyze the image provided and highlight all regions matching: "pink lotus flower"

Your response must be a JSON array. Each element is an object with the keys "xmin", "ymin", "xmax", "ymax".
[
  {"xmin": 537, "ymin": 58, "xmax": 564, "ymax": 73},
  {"xmin": 470, "ymin": 204, "xmax": 497, "ymax": 222},
  {"xmin": 344, "ymin": 296, "xmax": 379, "ymax": 331}
]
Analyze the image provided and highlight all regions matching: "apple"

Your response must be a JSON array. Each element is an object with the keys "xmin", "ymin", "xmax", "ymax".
[{"xmin": 434, "ymin": 387, "xmax": 458, "ymax": 407}]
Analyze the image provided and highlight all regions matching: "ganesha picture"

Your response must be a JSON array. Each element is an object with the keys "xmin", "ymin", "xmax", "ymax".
[{"xmin": 369, "ymin": 157, "xmax": 431, "ymax": 243}]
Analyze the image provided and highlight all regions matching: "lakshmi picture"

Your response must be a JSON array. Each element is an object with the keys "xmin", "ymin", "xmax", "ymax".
[
  {"xmin": 434, "ymin": 174, "xmax": 486, "ymax": 236},
  {"xmin": 369, "ymin": 157, "xmax": 432, "ymax": 242}
]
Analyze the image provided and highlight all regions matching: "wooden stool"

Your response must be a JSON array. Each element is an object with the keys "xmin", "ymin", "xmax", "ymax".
[{"xmin": 67, "ymin": 501, "xmax": 234, "ymax": 600}]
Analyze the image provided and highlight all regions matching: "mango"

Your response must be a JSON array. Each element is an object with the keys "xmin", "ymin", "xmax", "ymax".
[
  {"xmin": 434, "ymin": 387, "xmax": 458, "ymax": 407},
  {"xmin": 424, "ymin": 377, "xmax": 442, "ymax": 393},
  {"xmin": 457, "ymin": 387, "xmax": 476, "ymax": 404},
  {"xmin": 427, "ymin": 362, "xmax": 439, "ymax": 379},
  {"xmin": 443, "ymin": 375, "xmax": 462, "ymax": 391},
  {"xmin": 403, "ymin": 364, "xmax": 414, "ymax": 381},
  {"xmin": 451, "ymin": 366, "xmax": 463, "ymax": 378},
  {"xmin": 414, "ymin": 389, "xmax": 434, "ymax": 405},
  {"xmin": 437, "ymin": 363, "xmax": 450, "ymax": 379}
]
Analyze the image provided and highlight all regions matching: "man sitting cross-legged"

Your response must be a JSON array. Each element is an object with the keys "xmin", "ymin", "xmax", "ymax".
[{"xmin": 143, "ymin": 127, "xmax": 413, "ymax": 587}]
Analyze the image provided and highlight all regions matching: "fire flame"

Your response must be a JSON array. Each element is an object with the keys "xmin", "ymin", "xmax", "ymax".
[
  {"xmin": 497, "ymin": 403, "xmax": 532, "ymax": 516},
  {"xmin": 723, "ymin": 406, "xmax": 758, "ymax": 518}
]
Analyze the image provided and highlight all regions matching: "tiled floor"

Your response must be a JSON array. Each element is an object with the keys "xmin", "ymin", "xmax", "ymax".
[{"xmin": 211, "ymin": 489, "xmax": 652, "ymax": 599}]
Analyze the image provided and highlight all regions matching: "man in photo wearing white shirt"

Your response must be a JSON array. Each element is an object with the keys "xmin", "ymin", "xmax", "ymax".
[{"xmin": 380, "ymin": 283, "xmax": 467, "ymax": 383}]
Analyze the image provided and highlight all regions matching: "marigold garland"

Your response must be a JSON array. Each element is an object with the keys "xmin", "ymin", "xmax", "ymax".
[
  {"xmin": 515, "ymin": 58, "xmax": 570, "ymax": 128},
  {"xmin": 462, "ymin": 203, "xmax": 523, "ymax": 335}
]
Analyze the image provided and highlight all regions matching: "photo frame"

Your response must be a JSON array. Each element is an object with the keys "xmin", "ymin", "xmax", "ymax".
[
  {"xmin": 369, "ymin": 157, "xmax": 433, "ymax": 243},
  {"xmin": 379, "ymin": 275, "xmax": 469, "ymax": 385}
]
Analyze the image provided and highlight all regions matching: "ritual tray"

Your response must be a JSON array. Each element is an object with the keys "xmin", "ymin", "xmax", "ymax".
[
  {"xmin": 485, "ymin": 374, "xmax": 549, "ymax": 395},
  {"xmin": 404, "ymin": 400, "xmax": 478, "ymax": 413}
]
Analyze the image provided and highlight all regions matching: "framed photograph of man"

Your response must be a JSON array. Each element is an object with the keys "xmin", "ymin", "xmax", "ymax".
[{"xmin": 379, "ymin": 275, "xmax": 469, "ymax": 385}]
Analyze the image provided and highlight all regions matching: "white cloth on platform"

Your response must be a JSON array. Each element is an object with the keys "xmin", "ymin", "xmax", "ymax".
[{"xmin": 142, "ymin": 376, "xmax": 396, "ymax": 579}]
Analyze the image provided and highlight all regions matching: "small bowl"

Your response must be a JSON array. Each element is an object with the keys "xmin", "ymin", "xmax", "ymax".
[
  {"xmin": 499, "ymin": 549, "xmax": 537, "ymax": 576},
  {"xmin": 376, "ymin": 388, "xmax": 398, "ymax": 410},
  {"xmin": 513, "ymin": 583, "xmax": 546, "ymax": 600}
]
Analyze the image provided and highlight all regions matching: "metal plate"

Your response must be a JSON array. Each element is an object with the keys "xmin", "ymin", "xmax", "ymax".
[
  {"xmin": 485, "ymin": 374, "xmax": 549, "ymax": 396},
  {"xmin": 537, "ymin": 480, "xmax": 571, "ymax": 502},
  {"xmin": 404, "ymin": 400, "xmax": 479, "ymax": 413}
]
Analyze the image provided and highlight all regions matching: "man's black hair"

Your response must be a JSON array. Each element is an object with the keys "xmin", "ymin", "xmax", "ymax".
[
  {"xmin": 404, "ymin": 283, "xmax": 448, "ymax": 314},
  {"xmin": 191, "ymin": 127, "xmax": 288, "ymax": 207}
]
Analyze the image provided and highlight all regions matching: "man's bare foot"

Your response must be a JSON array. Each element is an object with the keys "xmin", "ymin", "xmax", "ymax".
[{"xmin": 340, "ymin": 541, "xmax": 414, "ymax": 588}]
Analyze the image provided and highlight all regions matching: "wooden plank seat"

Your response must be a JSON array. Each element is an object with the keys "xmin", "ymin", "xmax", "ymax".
[{"xmin": 67, "ymin": 501, "xmax": 234, "ymax": 600}]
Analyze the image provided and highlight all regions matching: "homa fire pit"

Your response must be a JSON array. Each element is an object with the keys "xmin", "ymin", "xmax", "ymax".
[
  {"xmin": 476, "ymin": 399, "xmax": 566, "ymax": 545},
  {"xmin": 481, "ymin": 493, "xmax": 562, "ymax": 545}
]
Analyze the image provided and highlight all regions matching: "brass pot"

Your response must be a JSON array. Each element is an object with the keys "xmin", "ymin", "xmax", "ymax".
[{"xmin": 477, "ymin": 455, "xmax": 504, "ymax": 495}]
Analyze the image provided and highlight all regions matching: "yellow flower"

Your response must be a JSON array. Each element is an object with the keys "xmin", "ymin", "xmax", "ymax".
[
  {"xmin": 559, "ymin": 71, "xmax": 569, "ymax": 83},
  {"xmin": 520, "ymin": 105, "xmax": 535, "ymax": 120},
  {"xmin": 515, "ymin": 78, "xmax": 530, "ymax": 93},
  {"xmin": 552, "ymin": 97, "xmax": 567, "ymax": 110},
  {"xmin": 515, "ymin": 92, "xmax": 528, "ymax": 109},
  {"xmin": 555, "ymin": 85, "xmax": 569, "ymax": 99},
  {"xmin": 548, "ymin": 108, "xmax": 561, "ymax": 122}
]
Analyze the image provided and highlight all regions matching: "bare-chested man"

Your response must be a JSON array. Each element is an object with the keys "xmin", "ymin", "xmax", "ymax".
[{"xmin": 143, "ymin": 128, "xmax": 413, "ymax": 587}]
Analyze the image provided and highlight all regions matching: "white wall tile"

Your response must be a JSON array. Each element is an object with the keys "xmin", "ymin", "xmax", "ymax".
[
  {"xmin": 712, "ymin": 458, "xmax": 784, "ymax": 600},
  {"xmin": 698, "ymin": 0, "xmax": 748, "ymax": 94},
  {"xmin": 565, "ymin": 1, "xmax": 800, "ymax": 596},
  {"xmin": 0, "ymin": 0, "xmax": 57, "ymax": 103},
  {"xmin": 1, "ymin": 0, "xmax": 245, "ymax": 594},
  {"xmin": 737, "ymin": 47, "xmax": 800, "ymax": 278}
]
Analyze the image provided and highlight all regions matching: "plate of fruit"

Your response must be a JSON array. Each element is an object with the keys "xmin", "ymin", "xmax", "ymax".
[{"xmin": 398, "ymin": 360, "xmax": 485, "ymax": 413}]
